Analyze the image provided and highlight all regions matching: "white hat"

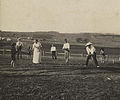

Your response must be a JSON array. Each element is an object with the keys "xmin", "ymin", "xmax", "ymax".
[{"xmin": 85, "ymin": 42, "xmax": 92, "ymax": 46}]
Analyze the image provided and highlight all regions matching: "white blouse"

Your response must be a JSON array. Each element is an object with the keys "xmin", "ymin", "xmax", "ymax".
[
  {"xmin": 51, "ymin": 46, "xmax": 56, "ymax": 52},
  {"xmin": 62, "ymin": 43, "xmax": 70, "ymax": 50},
  {"xmin": 33, "ymin": 42, "xmax": 42, "ymax": 52},
  {"xmin": 86, "ymin": 45, "xmax": 96, "ymax": 55}
]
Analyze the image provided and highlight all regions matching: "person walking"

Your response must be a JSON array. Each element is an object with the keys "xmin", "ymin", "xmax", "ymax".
[
  {"xmin": 11, "ymin": 43, "xmax": 16, "ymax": 67},
  {"xmin": 85, "ymin": 42, "xmax": 99, "ymax": 67},
  {"xmin": 16, "ymin": 38, "xmax": 23, "ymax": 59},
  {"xmin": 62, "ymin": 39, "xmax": 70, "ymax": 64},
  {"xmin": 32, "ymin": 39, "xmax": 42, "ymax": 64},
  {"xmin": 51, "ymin": 44, "xmax": 57, "ymax": 63}
]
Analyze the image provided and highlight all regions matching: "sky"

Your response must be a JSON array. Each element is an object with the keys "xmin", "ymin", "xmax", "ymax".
[{"xmin": 1, "ymin": 0, "xmax": 120, "ymax": 34}]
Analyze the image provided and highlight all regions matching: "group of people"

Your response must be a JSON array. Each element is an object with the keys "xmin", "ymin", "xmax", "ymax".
[
  {"xmin": 11, "ymin": 38, "xmax": 105, "ymax": 67},
  {"xmin": 32, "ymin": 38, "xmax": 71, "ymax": 64}
]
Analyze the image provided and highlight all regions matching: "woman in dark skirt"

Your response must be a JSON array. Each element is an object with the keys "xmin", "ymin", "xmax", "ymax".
[{"xmin": 11, "ymin": 43, "xmax": 16, "ymax": 67}]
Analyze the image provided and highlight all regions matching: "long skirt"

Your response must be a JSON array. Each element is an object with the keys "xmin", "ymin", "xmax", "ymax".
[{"xmin": 33, "ymin": 51, "xmax": 41, "ymax": 64}]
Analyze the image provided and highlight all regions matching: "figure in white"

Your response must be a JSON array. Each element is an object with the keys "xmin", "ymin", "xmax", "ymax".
[
  {"xmin": 85, "ymin": 42, "xmax": 99, "ymax": 67},
  {"xmin": 32, "ymin": 39, "xmax": 42, "ymax": 64},
  {"xmin": 51, "ymin": 44, "xmax": 57, "ymax": 63},
  {"xmin": 16, "ymin": 38, "xmax": 23, "ymax": 59},
  {"xmin": 62, "ymin": 39, "xmax": 70, "ymax": 64}
]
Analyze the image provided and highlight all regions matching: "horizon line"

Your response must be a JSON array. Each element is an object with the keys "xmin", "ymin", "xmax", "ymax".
[{"xmin": 0, "ymin": 30, "xmax": 120, "ymax": 35}]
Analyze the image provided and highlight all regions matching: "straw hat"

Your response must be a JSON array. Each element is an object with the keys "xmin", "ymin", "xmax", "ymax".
[{"xmin": 85, "ymin": 42, "xmax": 92, "ymax": 46}]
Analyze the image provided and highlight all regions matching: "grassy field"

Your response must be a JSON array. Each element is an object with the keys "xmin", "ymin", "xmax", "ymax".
[
  {"xmin": 0, "ymin": 31, "xmax": 120, "ymax": 100},
  {"xmin": 0, "ymin": 54, "xmax": 120, "ymax": 100}
]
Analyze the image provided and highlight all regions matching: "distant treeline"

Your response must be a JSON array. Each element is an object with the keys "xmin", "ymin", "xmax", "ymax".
[{"xmin": 0, "ymin": 31, "xmax": 120, "ymax": 47}]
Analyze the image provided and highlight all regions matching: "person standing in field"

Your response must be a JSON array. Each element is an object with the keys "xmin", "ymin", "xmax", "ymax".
[
  {"xmin": 11, "ymin": 43, "xmax": 16, "ymax": 67},
  {"xmin": 100, "ymin": 48, "xmax": 106, "ymax": 63},
  {"xmin": 62, "ymin": 39, "xmax": 70, "ymax": 64},
  {"xmin": 32, "ymin": 39, "xmax": 42, "ymax": 64},
  {"xmin": 85, "ymin": 42, "xmax": 99, "ymax": 67},
  {"xmin": 16, "ymin": 38, "xmax": 23, "ymax": 59},
  {"xmin": 51, "ymin": 44, "xmax": 57, "ymax": 63},
  {"xmin": 27, "ymin": 46, "xmax": 32, "ymax": 58}
]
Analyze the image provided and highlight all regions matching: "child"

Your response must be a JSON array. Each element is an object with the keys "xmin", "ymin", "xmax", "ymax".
[
  {"xmin": 100, "ymin": 48, "xmax": 106, "ymax": 63},
  {"xmin": 27, "ymin": 46, "xmax": 32, "ymax": 58},
  {"xmin": 11, "ymin": 43, "xmax": 16, "ymax": 67},
  {"xmin": 51, "ymin": 44, "xmax": 57, "ymax": 63}
]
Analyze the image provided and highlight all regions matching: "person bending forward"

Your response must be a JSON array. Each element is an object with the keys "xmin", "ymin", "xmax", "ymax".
[{"xmin": 85, "ymin": 42, "xmax": 99, "ymax": 67}]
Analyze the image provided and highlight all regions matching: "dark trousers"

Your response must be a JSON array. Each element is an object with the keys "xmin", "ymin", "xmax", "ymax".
[
  {"xmin": 17, "ymin": 50, "xmax": 22, "ymax": 59},
  {"xmin": 52, "ymin": 51, "xmax": 57, "ymax": 59},
  {"xmin": 11, "ymin": 54, "xmax": 16, "ymax": 61},
  {"xmin": 86, "ymin": 52, "xmax": 99, "ymax": 66}
]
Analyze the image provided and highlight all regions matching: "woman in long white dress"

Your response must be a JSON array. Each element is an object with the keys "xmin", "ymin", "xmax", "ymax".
[{"xmin": 32, "ymin": 39, "xmax": 42, "ymax": 64}]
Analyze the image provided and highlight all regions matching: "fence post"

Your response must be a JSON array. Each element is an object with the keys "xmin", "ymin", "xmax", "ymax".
[
  {"xmin": 43, "ymin": 50, "xmax": 45, "ymax": 57},
  {"xmin": 81, "ymin": 53, "xmax": 84, "ymax": 57},
  {"xmin": 112, "ymin": 59, "xmax": 115, "ymax": 64},
  {"xmin": 3, "ymin": 48, "xmax": 6, "ymax": 56},
  {"xmin": 106, "ymin": 55, "xmax": 108, "ymax": 62}
]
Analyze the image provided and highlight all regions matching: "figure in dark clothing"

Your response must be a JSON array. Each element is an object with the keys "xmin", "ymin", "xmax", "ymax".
[
  {"xmin": 27, "ymin": 46, "xmax": 32, "ymax": 58},
  {"xmin": 11, "ymin": 43, "xmax": 16, "ymax": 67},
  {"xmin": 100, "ymin": 48, "xmax": 106, "ymax": 63}
]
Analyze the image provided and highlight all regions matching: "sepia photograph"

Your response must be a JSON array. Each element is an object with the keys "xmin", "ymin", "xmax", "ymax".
[{"xmin": 0, "ymin": 0, "xmax": 120, "ymax": 100}]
